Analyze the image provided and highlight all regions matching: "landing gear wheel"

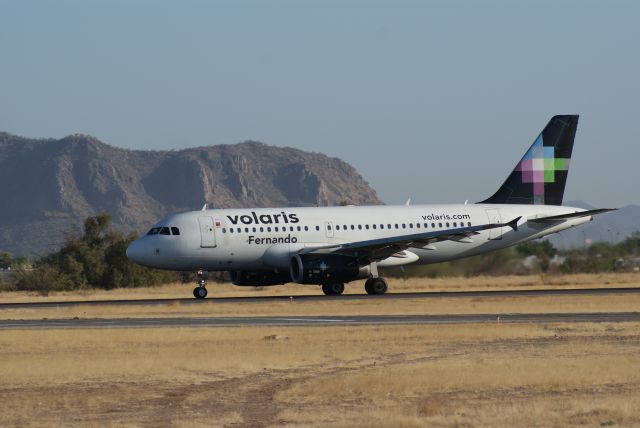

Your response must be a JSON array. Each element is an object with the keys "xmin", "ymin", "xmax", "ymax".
[
  {"xmin": 322, "ymin": 283, "xmax": 345, "ymax": 296},
  {"xmin": 365, "ymin": 277, "xmax": 388, "ymax": 295},
  {"xmin": 193, "ymin": 286, "xmax": 208, "ymax": 299},
  {"xmin": 193, "ymin": 269, "xmax": 208, "ymax": 299}
]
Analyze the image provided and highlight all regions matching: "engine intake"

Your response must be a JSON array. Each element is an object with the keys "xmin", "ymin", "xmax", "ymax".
[
  {"xmin": 290, "ymin": 254, "xmax": 363, "ymax": 284},
  {"xmin": 229, "ymin": 270, "xmax": 291, "ymax": 286}
]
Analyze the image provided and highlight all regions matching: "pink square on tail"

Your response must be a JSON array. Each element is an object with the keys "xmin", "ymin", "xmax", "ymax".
[
  {"xmin": 518, "ymin": 159, "xmax": 533, "ymax": 172},
  {"xmin": 522, "ymin": 171, "xmax": 534, "ymax": 182},
  {"xmin": 533, "ymin": 182, "xmax": 545, "ymax": 195}
]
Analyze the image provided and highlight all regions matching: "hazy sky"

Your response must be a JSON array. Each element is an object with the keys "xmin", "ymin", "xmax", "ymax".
[{"xmin": 1, "ymin": 1, "xmax": 638, "ymax": 208}]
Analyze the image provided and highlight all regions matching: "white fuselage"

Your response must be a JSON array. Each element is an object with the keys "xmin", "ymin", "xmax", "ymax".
[{"xmin": 126, "ymin": 203, "xmax": 589, "ymax": 276}]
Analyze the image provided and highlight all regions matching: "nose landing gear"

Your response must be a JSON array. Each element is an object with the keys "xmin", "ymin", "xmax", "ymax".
[{"xmin": 193, "ymin": 269, "xmax": 208, "ymax": 299}]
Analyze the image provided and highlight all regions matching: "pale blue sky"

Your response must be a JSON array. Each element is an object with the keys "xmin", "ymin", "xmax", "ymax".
[{"xmin": 1, "ymin": 1, "xmax": 638, "ymax": 207}]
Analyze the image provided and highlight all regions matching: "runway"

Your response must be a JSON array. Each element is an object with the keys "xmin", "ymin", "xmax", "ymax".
[
  {"xmin": 1, "ymin": 312, "xmax": 639, "ymax": 330},
  {"xmin": 1, "ymin": 286, "xmax": 639, "ymax": 310}
]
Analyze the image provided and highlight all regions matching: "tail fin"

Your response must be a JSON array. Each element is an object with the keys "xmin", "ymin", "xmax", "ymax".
[{"xmin": 481, "ymin": 115, "xmax": 578, "ymax": 205}]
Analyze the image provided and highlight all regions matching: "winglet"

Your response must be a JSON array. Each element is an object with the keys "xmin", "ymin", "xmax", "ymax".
[
  {"xmin": 507, "ymin": 216, "xmax": 521, "ymax": 232},
  {"xmin": 201, "ymin": 204, "xmax": 207, "ymax": 211}
]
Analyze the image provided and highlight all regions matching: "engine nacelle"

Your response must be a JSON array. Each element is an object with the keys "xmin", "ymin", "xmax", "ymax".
[
  {"xmin": 229, "ymin": 270, "xmax": 291, "ymax": 287},
  {"xmin": 290, "ymin": 254, "xmax": 365, "ymax": 284}
]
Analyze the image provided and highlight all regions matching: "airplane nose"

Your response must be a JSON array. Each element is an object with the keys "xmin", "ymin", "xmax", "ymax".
[{"xmin": 126, "ymin": 239, "xmax": 145, "ymax": 265}]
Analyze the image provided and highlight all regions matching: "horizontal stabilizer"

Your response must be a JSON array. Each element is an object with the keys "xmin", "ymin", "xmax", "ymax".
[{"xmin": 527, "ymin": 208, "xmax": 616, "ymax": 223}]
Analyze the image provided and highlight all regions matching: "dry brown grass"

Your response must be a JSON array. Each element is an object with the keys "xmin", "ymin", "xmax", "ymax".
[
  {"xmin": 1, "ymin": 323, "xmax": 639, "ymax": 427},
  {"xmin": 2, "ymin": 292, "xmax": 640, "ymax": 321},
  {"xmin": 2, "ymin": 273, "xmax": 640, "ymax": 426},
  {"xmin": 1, "ymin": 272, "xmax": 639, "ymax": 304}
]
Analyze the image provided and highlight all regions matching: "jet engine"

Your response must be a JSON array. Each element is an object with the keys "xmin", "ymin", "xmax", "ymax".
[
  {"xmin": 289, "ymin": 254, "xmax": 367, "ymax": 284},
  {"xmin": 229, "ymin": 270, "xmax": 291, "ymax": 286}
]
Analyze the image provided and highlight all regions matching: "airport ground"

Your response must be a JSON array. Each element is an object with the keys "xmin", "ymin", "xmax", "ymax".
[{"xmin": 1, "ymin": 273, "xmax": 640, "ymax": 427}]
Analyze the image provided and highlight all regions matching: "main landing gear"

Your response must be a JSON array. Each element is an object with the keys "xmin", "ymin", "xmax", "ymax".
[
  {"xmin": 193, "ymin": 269, "xmax": 208, "ymax": 299},
  {"xmin": 322, "ymin": 282, "xmax": 345, "ymax": 296},
  {"xmin": 364, "ymin": 262, "xmax": 388, "ymax": 295},
  {"xmin": 364, "ymin": 277, "xmax": 388, "ymax": 295}
]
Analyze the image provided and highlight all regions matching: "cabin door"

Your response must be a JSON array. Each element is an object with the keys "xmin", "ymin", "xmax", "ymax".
[{"xmin": 198, "ymin": 217, "xmax": 217, "ymax": 248}]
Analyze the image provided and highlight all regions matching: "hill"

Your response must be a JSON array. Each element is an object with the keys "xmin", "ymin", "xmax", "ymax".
[{"xmin": 0, "ymin": 132, "xmax": 380, "ymax": 256}]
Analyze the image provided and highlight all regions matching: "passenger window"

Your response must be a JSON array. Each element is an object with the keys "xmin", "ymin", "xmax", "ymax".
[
  {"xmin": 409, "ymin": 223, "xmax": 413, "ymax": 228},
  {"xmin": 327, "ymin": 225, "xmax": 332, "ymax": 230},
  {"xmin": 267, "ymin": 227, "xmax": 272, "ymax": 232},
  {"xmin": 351, "ymin": 225, "xmax": 355, "ymax": 230},
  {"xmin": 316, "ymin": 226, "xmax": 320, "ymax": 231},
  {"xmin": 424, "ymin": 223, "xmax": 428, "ymax": 228},
  {"xmin": 229, "ymin": 228, "xmax": 234, "ymax": 233},
  {"xmin": 373, "ymin": 224, "xmax": 377, "ymax": 229},
  {"xmin": 453, "ymin": 222, "xmax": 457, "ymax": 227},
  {"xmin": 468, "ymin": 222, "xmax": 472, "ymax": 227},
  {"xmin": 245, "ymin": 227, "xmax": 250, "ymax": 233},
  {"xmin": 222, "ymin": 228, "xmax": 226, "ymax": 233},
  {"xmin": 336, "ymin": 225, "xmax": 340, "ymax": 230},
  {"xmin": 358, "ymin": 225, "xmax": 362, "ymax": 230},
  {"xmin": 365, "ymin": 225, "xmax": 369, "ymax": 230},
  {"xmin": 395, "ymin": 224, "xmax": 399, "ymax": 229},
  {"xmin": 171, "ymin": 227, "xmax": 180, "ymax": 235},
  {"xmin": 304, "ymin": 226, "xmax": 309, "ymax": 231},
  {"xmin": 402, "ymin": 224, "xmax": 406, "ymax": 229},
  {"xmin": 387, "ymin": 224, "xmax": 391, "ymax": 229},
  {"xmin": 260, "ymin": 227, "xmax": 264, "ymax": 232},
  {"xmin": 432, "ymin": 223, "xmax": 436, "ymax": 228},
  {"xmin": 380, "ymin": 224, "xmax": 384, "ymax": 229},
  {"xmin": 160, "ymin": 227, "xmax": 170, "ymax": 235},
  {"xmin": 439, "ymin": 223, "xmax": 443, "ymax": 228},
  {"xmin": 253, "ymin": 227, "xmax": 257, "ymax": 232},
  {"xmin": 416, "ymin": 223, "xmax": 420, "ymax": 229},
  {"xmin": 446, "ymin": 222, "xmax": 450, "ymax": 227},
  {"xmin": 275, "ymin": 227, "xmax": 279, "ymax": 232}
]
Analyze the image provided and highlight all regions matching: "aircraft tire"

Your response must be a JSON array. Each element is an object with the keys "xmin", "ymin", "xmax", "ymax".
[
  {"xmin": 193, "ymin": 286, "xmax": 208, "ymax": 299},
  {"xmin": 365, "ymin": 278, "xmax": 388, "ymax": 295},
  {"xmin": 322, "ymin": 283, "xmax": 344, "ymax": 295}
]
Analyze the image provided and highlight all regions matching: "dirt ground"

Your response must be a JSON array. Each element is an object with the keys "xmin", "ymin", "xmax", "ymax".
[
  {"xmin": 1, "ymin": 323, "xmax": 639, "ymax": 427},
  {"xmin": 1, "ymin": 273, "xmax": 639, "ymax": 427}
]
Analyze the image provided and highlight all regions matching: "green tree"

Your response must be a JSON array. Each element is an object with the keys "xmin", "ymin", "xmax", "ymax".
[
  {"xmin": 516, "ymin": 240, "xmax": 557, "ymax": 273},
  {"xmin": 15, "ymin": 213, "xmax": 180, "ymax": 292}
]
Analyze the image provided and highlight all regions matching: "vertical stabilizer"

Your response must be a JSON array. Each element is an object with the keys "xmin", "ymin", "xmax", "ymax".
[{"xmin": 481, "ymin": 115, "xmax": 578, "ymax": 205}]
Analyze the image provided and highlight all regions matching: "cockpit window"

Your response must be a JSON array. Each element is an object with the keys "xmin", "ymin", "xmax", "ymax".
[
  {"xmin": 147, "ymin": 227, "xmax": 160, "ymax": 235},
  {"xmin": 171, "ymin": 227, "xmax": 180, "ymax": 235},
  {"xmin": 159, "ymin": 227, "xmax": 171, "ymax": 235}
]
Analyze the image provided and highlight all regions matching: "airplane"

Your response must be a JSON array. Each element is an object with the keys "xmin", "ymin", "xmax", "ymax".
[{"xmin": 126, "ymin": 115, "xmax": 615, "ymax": 299}]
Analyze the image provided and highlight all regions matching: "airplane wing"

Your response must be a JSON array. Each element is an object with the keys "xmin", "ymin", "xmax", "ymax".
[
  {"xmin": 300, "ymin": 216, "xmax": 521, "ymax": 264},
  {"xmin": 527, "ymin": 208, "xmax": 616, "ymax": 224}
]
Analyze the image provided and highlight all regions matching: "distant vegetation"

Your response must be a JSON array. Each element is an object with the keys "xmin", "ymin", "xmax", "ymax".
[
  {"xmin": 385, "ymin": 233, "xmax": 640, "ymax": 278},
  {"xmin": 1, "ymin": 214, "xmax": 181, "ymax": 295},
  {"xmin": 1, "ymin": 213, "xmax": 640, "ymax": 294}
]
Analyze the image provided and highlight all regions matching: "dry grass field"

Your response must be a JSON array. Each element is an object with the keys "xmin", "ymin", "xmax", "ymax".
[
  {"xmin": 1, "ymin": 273, "xmax": 639, "ymax": 427},
  {"xmin": 1, "ymin": 323, "xmax": 640, "ymax": 427},
  {"xmin": 1, "ymin": 272, "xmax": 639, "ymax": 304}
]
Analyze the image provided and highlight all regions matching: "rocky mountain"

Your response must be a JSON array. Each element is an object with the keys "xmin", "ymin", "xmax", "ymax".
[{"xmin": 0, "ymin": 132, "xmax": 381, "ymax": 256}]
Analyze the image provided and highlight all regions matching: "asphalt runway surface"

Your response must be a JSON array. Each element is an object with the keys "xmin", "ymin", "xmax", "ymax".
[
  {"xmin": 1, "ymin": 287, "xmax": 639, "ymax": 310},
  {"xmin": 1, "ymin": 312, "xmax": 639, "ymax": 330}
]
